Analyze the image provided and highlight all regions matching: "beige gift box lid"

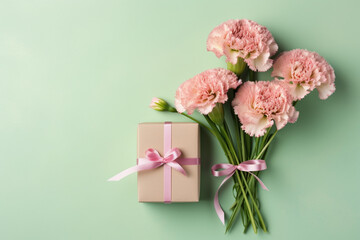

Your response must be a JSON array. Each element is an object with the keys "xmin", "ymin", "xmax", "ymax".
[{"xmin": 137, "ymin": 122, "xmax": 200, "ymax": 202}]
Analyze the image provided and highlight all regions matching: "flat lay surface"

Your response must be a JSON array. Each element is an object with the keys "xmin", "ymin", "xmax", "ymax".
[{"xmin": 0, "ymin": 0, "xmax": 359, "ymax": 239}]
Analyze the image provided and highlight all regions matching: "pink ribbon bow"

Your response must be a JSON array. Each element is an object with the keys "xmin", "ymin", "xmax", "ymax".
[
  {"xmin": 211, "ymin": 160, "xmax": 269, "ymax": 224},
  {"xmin": 108, "ymin": 148, "xmax": 186, "ymax": 182}
]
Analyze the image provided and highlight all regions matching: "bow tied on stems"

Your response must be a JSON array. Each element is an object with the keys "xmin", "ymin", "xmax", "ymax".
[{"xmin": 211, "ymin": 160, "xmax": 268, "ymax": 225}]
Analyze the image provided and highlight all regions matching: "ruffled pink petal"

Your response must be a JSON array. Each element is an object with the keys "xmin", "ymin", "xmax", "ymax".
[
  {"xmin": 241, "ymin": 114, "xmax": 273, "ymax": 137},
  {"xmin": 272, "ymin": 49, "xmax": 335, "ymax": 100},
  {"xmin": 224, "ymin": 45, "xmax": 241, "ymax": 65},
  {"xmin": 175, "ymin": 68, "xmax": 240, "ymax": 115},
  {"xmin": 207, "ymin": 19, "xmax": 278, "ymax": 71},
  {"xmin": 317, "ymin": 82, "xmax": 336, "ymax": 100},
  {"xmin": 174, "ymin": 98, "xmax": 186, "ymax": 113},
  {"xmin": 288, "ymin": 106, "xmax": 299, "ymax": 123},
  {"xmin": 233, "ymin": 81, "xmax": 298, "ymax": 137},
  {"xmin": 207, "ymin": 36, "xmax": 225, "ymax": 58},
  {"xmin": 252, "ymin": 52, "xmax": 273, "ymax": 72},
  {"xmin": 273, "ymin": 114, "xmax": 288, "ymax": 130},
  {"xmin": 269, "ymin": 41, "xmax": 278, "ymax": 56},
  {"xmin": 292, "ymin": 84, "xmax": 309, "ymax": 100},
  {"xmin": 271, "ymin": 52, "xmax": 291, "ymax": 78},
  {"xmin": 198, "ymin": 103, "xmax": 217, "ymax": 115}
]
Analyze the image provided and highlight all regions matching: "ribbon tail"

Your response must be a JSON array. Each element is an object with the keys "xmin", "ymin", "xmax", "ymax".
[
  {"xmin": 108, "ymin": 162, "xmax": 163, "ymax": 181},
  {"xmin": 166, "ymin": 161, "xmax": 187, "ymax": 176},
  {"xmin": 214, "ymin": 172, "xmax": 235, "ymax": 225},
  {"xmin": 248, "ymin": 172, "xmax": 269, "ymax": 191}
]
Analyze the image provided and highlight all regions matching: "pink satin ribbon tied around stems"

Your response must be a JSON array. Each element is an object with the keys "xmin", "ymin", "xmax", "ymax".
[{"xmin": 211, "ymin": 160, "xmax": 269, "ymax": 224}]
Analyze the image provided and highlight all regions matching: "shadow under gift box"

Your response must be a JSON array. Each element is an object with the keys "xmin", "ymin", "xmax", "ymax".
[{"xmin": 137, "ymin": 122, "xmax": 200, "ymax": 202}]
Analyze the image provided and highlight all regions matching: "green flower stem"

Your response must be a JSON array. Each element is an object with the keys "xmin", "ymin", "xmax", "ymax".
[
  {"xmin": 220, "ymin": 122, "xmax": 270, "ymax": 232},
  {"xmin": 229, "ymin": 199, "xmax": 238, "ymax": 211},
  {"xmin": 222, "ymin": 123, "xmax": 240, "ymax": 165},
  {"xmin": 222, "ymin": 119, "xmax": 262, "ymax": 232},
  {"xmin": 227, "ymin": 58, "xmax": 246, "ymax": 77},
  {"xmin": 227, "ymin": 131, "xmax": 267, "ymax": 232},
  {"xmin": 251, "ymin": 137, "xmax": 261, "ymax": 159},
  {"xmin": 204, "ymin": 117, "xmax": 239, "ymax": 188},
  {"xmin": 240, "ymin": 130, "xmax": 247, "ymax": 163},
  {"xmin": 218, "ymin": 124, "xmax": 258, "ymax": 233},
  {"xmin": 231, "ymin": 109, "xmax": 242, "ymax": 161},
  {"xmin": 249, "ymin": 69, "xmax": 256, "ymax": 81},
  {"xmin": 233, "ymin": 172, "xmax": 257, "ymax": 233},
  {"xmin": 238, "ymin": 167, "xmax": 267, "ymax": 232},
  {"xmin": 245, "ymin": 131, "xmax": 278, "ymax": 231},
  {"xmin": 226, "ymin": 195, "xmax": 244, "ymax": 233},
  {"xmin": 221, "ymin": 121, "xmax": 268, "ymax": 232},
  {"xmin": 259, "ymin": 127, "xmax": 272, "ymax": 151},
  {"xmin": 180, "ymin": 112, "xmax": 215, "ymax": 136},
  {"xmin": 255, "ymin": 130, "xmax": 278, "ymax": 160},
  {"xmin": 224, "ymin": 88, "xmax": 243, "ymax": 232},
  {"xmin": 220, "ymin": 121, "xmax": 258, "ymax": 232},
  {"xmin": 203, "ymin": 115, "xmax": 230, "ymax": 158},
  {"xmin": 245, "ymin": 133, "xmax": 252, "ymax": 159},
  {"xmin": 204, "ymin": 115, "xmax": 257, "ymax": 233},
  {"xmin": 247, "ymin": 127, "xmax": 271, "ymax": 183},
  {"xmin": 243, "ymin": 130, "xmax": 277, "ymax": 232}
]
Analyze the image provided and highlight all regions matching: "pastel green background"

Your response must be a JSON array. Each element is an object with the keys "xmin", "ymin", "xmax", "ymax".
[{"xmin": 1, "ymin": 0, "xmax": 359, "ymax": 239}]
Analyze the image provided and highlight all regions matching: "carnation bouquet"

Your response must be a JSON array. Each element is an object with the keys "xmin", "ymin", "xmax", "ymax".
[{"xmin": 150, "ymin": 19, "xmax": 335, "ymax": 233}]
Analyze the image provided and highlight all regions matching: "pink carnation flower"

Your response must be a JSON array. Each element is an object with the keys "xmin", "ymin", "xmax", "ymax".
[
  {"xmin": 271, "ymin": 49, "xmax": 335, "ymax": 100},
  {"xmin": 207, "ymin": 19, "xmax": 278, "ymax": 72},
  {"xmin": 175, "ymin": 68, "xmax": 241, "ymax": 115},
  {"xmin": 232, "ymin": 81, "xmax": 298, "ymax": 137}
]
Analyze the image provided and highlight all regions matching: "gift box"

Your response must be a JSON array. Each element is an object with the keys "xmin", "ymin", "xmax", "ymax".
[{"xmin": 137, "ymin": 122, "xmax": 200, "ymax": 202}]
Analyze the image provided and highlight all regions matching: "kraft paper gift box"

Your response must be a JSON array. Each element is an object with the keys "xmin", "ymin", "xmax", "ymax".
[{"xmin": 137, "ymin": 122, "xmax": 200, "ymax": 202}]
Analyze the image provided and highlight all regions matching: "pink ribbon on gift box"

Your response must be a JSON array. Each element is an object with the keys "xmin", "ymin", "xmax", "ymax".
[
  {"xmin": 108, "ymin": 122, "xmax": 200, "ymax": 203},
  {"xmin": 211, "ymin": 160, "xmax": 269, "ymax": 224}
]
